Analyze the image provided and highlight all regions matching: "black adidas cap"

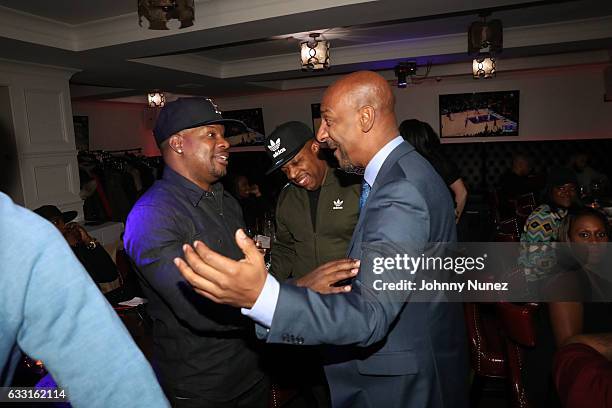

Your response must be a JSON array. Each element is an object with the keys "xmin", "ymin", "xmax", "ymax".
[
  {"xmin": 153, "ymin": 97, "xmax": 248, "ymax": 146},
  {"xmin": 264, "ymin": 121, "xmax": 313, "ymax": 175}
]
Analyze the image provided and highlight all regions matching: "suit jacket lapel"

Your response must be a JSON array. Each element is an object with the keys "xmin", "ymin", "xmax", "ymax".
[{"xmin": 346, "ymin": 141, "xmax": 413, "ymax": 256}]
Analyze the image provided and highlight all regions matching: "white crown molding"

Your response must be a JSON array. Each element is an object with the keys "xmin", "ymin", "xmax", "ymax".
[
  {"xmin": 218, "ymin": 15, "xmax": 612, "ymax": 78},
  {"xmin": 0, "ymin": 0, "xmax": 374, "ymax": 51},
  {"xmin": 74, "ymin": 0, "xmax": 374, "ymax": 50},
  {"xmin": 504, "ymin": 15, "xmax": 612, "ymax": 48},
  {"xmin": 0, "ymin": 58, "xmax": 80, "ymax": 80},
  {"xmin": 130, "ymin": 54, "xmax": 222, "ymax": 78},
  {"xmin": 0, "ymin": 5, "xmax": 75, "ymax": 50}
]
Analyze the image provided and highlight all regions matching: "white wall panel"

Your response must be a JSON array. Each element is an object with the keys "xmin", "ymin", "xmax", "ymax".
[
  {"xmin": 0, "ymin": 59, "xmax": 81, "ymax": 213},
  {"xmin": 23, "ymin": 88, "xmax": 69, "ymax": 148},
  {"xmin": 20, "ymin": 152, "xmax": 80, "ymax": 209}
]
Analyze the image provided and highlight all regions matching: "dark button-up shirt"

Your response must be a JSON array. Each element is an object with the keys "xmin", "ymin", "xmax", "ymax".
[{"xmin": 124, "ymin": 167, "xmax": 264, "ymax": 400}]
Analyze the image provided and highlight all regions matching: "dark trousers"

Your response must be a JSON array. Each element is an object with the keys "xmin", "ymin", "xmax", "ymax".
[{"xmin": 167, "ymin": 377, "xmax": 270, "ymax": 408}]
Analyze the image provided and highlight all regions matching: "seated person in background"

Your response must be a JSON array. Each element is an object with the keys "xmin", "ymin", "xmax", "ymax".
[
  {"xmin": 554, "ymin": 334, "xmax": 612, "ymax": 408},
  {"xmin": 0, "ymin": 192, "xmax": 168, "ymax": 407},
  {"xmin": 399, "ymin": 119, "xmax": 467, "ymax": 223},
  {"xmin": 498, "ymin": 153, "xmax": 542, "ymax": 217},
  {"xmin": 34, "ymin": 205, "xmax": 129, "ymax": 305},
  {"xmin": 519, "ymin": 168, "xmax": 580, "ymax": 284},
  {"xmin": 569, "ymin": 151, "xmax": 609, "ymax": 198},
  {"xmin": 524, "ymin": 208, "xmax": 612, "ymax": 407},
  {"xmin": 547, "ymin": 208, "xmax": 612, "ymax": 346}
]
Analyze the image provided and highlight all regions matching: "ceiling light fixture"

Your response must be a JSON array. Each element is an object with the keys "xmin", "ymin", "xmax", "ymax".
[
  {"xmin": 472, "ymin": 54, "xmax": 496, "ymax": 79},
  {"xmin": 148, "ymin": 92, "xmax": 165, "ymax": 107},
  {"xmin": 394, "ymin": 62, "xmax": 417, "ymax": 88},
  {"xmin": 300, "ymin": 33, "xmax": 330, "ymax": 71},
  {"xmin": 469, "ymin": 12, "xmax": 502, "ymax": 79},
  {"xmin": 138, "ymin": 0, "xmax": 194, "ymax": 30}
]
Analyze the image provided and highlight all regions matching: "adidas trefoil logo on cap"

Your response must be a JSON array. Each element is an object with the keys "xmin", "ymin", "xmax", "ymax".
[
  {"xmin": 333, "ymin": 199, "xmax": 344, "ymax": 210},
  {"xmin": 268, "ymin": 138, "xmax": 281, "ymax": 152},
  {"xmin": 268, "ymin": 138, "xmax": 286, "ymax": 158}
]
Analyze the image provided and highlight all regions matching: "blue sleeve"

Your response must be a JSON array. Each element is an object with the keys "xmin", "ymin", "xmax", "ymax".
[
  {"xmin": 264, "ymin": 179, "xmax": 430, "ymax": 346},
  {"xmin": 9, "ymin": 208, "xmax": 169, "ymax": 407}
]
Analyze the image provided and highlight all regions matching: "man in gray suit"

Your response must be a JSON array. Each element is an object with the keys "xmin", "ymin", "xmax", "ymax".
[{"xmin": 175, "ymin": 71, "xmax": 469, "ymax": 408}]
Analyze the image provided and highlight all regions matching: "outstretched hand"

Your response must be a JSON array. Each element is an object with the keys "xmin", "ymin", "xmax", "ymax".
[{"xmin": 174, "ymin": 229, "xmax": 268, "ymax": 308}]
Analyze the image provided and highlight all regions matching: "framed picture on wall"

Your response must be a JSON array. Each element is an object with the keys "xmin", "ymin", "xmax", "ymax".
[
  {"xmin": 222, "ymin": 108, "xmax": 266, "ymax": 147},
  {"xmin": 73, "ymin": 116, "xmax": 89, "ymax": 151},
  {"xmin": 439, "ymin": 90, "xmax": 520, "ymax": 138}
]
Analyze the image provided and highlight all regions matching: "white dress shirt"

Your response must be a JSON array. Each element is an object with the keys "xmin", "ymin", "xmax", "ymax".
[{"xmin": 241, "ymin": 136, "xmax": 405, "ymax": 328}]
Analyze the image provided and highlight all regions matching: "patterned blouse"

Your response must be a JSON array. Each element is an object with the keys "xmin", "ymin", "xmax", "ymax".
[{"xmin": 519, "ymin": 204, "xmax": 568, "ymax": 282}]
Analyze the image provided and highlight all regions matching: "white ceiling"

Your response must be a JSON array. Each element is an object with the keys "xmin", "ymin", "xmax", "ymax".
[
  {"xmin": 0, "ymin": 0, "xmax": 610, "ymax": 100},
  {"xmin": 0, "ymin": 0, "xmax": 213, "ymax": 24}
]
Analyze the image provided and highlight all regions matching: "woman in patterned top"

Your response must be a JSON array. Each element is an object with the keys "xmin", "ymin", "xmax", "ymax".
[{"xmin": 520, "ymin": 167, "xmax": 581, "ymax": 282}]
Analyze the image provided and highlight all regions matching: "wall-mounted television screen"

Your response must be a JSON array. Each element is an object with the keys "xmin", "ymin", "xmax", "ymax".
[{"xmin": 439, "ymin": 90, "xmax": 519, "ymax": 138}]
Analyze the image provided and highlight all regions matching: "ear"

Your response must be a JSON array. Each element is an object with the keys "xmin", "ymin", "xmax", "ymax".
[
  {"xmin": 359, "ymin": 105, "xmax": 375, "ymax": 133},
  {"xmin": 310, "ymin": 140, "xmax": 320, "ymax": 154},
  {"xmin": 168, "ymin": 134, "xmax": 184, "ymax": 154}
]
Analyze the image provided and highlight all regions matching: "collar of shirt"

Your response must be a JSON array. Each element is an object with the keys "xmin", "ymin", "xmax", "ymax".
[
  {"xmin": 162, "ymin": 166, "xmax": 224, "ymax": 207},
  {"xmin": 321, "ymin": 166, "xmax": 335, "ymax": 187},
  {"xmin": 363, "ymin": 136, "xmax": 404, "ymax": 187}
]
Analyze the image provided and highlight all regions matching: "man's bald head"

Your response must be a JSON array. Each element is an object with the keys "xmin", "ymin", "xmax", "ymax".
[
  {"xmin": 323, "ymin": 71, "xmax": 395, "ymax": 115},
  {"xmin": 316, "ymin": 71, "xmax": 399, "ymax": 171}
]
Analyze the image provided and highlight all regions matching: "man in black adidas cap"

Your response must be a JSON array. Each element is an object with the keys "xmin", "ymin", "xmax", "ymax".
[
  {"xmin": 264, "ymin": 121, "xmax": 360, "ymax": 408},
  {"xmin": 124, "ymin": 97, "xmax": 269, "ymax": 406},
  {"xmin": 265, "ymin": 121, "xmax": 360, "ymax": 286}
]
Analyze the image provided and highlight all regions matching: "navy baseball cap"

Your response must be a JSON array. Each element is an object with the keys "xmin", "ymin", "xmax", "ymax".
[
  {"xmin": 153, "ymin": 97, "xmax": 248, "ymax": 146},
  {"xmin": 265, "ymin": 121, "xmax": 314, "ymax": 175}
]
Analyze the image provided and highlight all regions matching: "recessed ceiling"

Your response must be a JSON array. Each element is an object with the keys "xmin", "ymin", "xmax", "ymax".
[
  {"xmin": 198, "ymin": 0, "xmax": 612, "ymax": 62},
  {"xmin": 0, "ymin": 0, "xmax": 136, "ymax": 24},
  {"xmin": 0, "ymin": 0, "xmax": 610, "ymax": 101}
]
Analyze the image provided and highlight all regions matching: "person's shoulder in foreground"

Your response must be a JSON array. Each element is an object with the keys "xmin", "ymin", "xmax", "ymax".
[
  {"xmin": 554, "ymin": 334, "xmax": 612, "ymax": 408},
  {"xmin": 0, "ymin": 192, "xmax": 169, "ymax": 408}
]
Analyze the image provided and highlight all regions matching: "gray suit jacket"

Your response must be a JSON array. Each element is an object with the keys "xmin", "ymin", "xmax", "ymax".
[{"xmin": 262, "ymin": 141, "xmax": 468, "ymax": 408}]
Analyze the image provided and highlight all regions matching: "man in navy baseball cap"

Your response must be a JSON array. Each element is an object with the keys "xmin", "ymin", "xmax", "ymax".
[
  {"xmin": 124, "ymin": 97, "xmax": 270, "ymax": 405},
  {"xmin": 153, "ymin": 97, "xmax": 247, "ymax": 147}
]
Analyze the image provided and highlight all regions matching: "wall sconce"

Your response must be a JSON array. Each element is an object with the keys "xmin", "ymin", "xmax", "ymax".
[
  {"xmin": 138, "ymin": 0, "xmax": 194, "ymax": 30},
  {"xmin": 148, "ymin": 92, "xmax": 165, "ymax": 107},
  {"xmin": 473, "ymin": 54, "xmax": 496, "ymax": 79},
  {"xmin": 300, "ymin": 34, "xmax": 330, "ymax": 71}
]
